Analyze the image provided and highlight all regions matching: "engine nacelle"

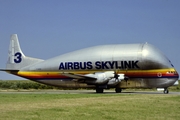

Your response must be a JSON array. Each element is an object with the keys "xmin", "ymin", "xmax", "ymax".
[
  {"xmin": 108, "ymin": 74, "xmax": 125, "ymax": 86},
  {"xmin": 107, "ymin": 78, "xmax": 120, "ymax": 86},
  {"xmin": 85, "ymin": 71, "xmax": 114, "ymax": 84}
]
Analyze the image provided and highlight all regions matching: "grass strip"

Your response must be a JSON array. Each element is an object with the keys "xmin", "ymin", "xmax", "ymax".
[{"xmin": 0, "ymin": 93, "xmax": 180, "ymax": 120}]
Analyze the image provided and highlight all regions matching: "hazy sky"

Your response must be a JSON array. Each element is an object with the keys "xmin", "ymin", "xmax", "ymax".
[{"xmin": 0, "ymin": 0, "xmax": 180, "ymax": 80}]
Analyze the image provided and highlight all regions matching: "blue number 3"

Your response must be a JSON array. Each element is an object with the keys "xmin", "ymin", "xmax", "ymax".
[{"xmin": 14, "ymin": 52, "xmax": 22, "ymax": 63}]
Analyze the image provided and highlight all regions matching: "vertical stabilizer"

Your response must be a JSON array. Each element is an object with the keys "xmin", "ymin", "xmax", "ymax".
[
  {"xmin": 6, "ymin": 34, "xmax": 44, "ymax": 70},
  {"xmin": 7, "ymin": 34, "xmax": 25, "ymax": 64}
]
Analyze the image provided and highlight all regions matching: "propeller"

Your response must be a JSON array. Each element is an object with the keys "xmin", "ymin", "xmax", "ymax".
[
  {"xmin": 114, "ymin": 70, "xmax": 128, "ymax": 81},
  {"xmin": 114, "ymin": 71, "xmax": 120, "ymax": 82}
]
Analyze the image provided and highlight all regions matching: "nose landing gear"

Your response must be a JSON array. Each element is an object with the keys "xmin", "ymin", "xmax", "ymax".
[{"xmin": 163, "ymin": 88, "xmax": 169, "ymax": 94}]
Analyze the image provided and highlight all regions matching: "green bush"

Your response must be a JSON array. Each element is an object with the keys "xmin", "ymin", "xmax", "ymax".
[{"xmin": 0, "ymin": 80, "xmax": 58, "ymax": 90}]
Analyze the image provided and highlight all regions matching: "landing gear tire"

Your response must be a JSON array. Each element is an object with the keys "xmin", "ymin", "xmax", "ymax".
[
  {"xmin": 164, "ymin": 88, "xmax": 169, "ymax": 94},
  {"xmin": 96, "ymin": 88, "xmax": 104, "ymax": 93},
  {"xmin": 115, "ymin": 88, "xmax": 122, "ymax": 93}
]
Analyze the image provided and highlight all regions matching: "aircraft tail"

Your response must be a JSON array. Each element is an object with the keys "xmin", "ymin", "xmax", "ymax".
[{"xmin": 6, "ymin": 34, "xmax": 44, "ymax": 70}]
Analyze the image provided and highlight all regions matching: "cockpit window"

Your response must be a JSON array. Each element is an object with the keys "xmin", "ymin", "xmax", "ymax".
[{"xmin": 167, "ymin": 71, "xmax": 178, "ymax": 74}]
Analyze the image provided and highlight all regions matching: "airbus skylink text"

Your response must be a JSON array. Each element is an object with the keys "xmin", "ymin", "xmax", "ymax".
[{"xmin": 59, "ymin": 61, "xmax": 140, "ymax": 70}]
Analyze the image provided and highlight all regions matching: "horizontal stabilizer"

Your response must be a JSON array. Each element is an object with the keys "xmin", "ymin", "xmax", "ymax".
[{"xmin": 0, "ymin": 69, "xmax": 19, "ymax": 74}]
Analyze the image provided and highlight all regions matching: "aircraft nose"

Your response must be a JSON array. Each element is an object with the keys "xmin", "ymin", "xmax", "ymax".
[
  {"xmin": 177, "ymin": 71, "xmax": 179, "ymax": 79},
  {"xmin": 174, "ymin": 70, "xmax": 179, "ymax": 80}
]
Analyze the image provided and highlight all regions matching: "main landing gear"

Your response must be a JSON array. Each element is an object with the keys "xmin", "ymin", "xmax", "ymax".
[
  {"xmin": 163, "ymin": 88, "xmax": 169, "ymax": 94},
  {"xmin": 96, "ymin": 88, "xmax": 104, "ymax": 93},
  {"xmin": 96, "ymin": 85, "xmax": 107, "ymax": 93},
  {"xmin": 115, "ymin": 88, "xmax": 122, "ymax": 93},
  {"xmin": 96, "ymin": 87, "xmax": 122, "ymax": 93}
]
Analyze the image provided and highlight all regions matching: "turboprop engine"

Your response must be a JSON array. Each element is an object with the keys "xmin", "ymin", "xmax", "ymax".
[
  {"xmin": 108, "ymin": 74, "xmax": 125, "ymax": 86},
  {"xmin": 85, "ymin": 71, "xmax": 114, "ymax": 84}
]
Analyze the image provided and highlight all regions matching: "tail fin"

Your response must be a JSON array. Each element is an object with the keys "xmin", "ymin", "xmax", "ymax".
[{"xmin": 6, "ymin": 34, "xmax": 44, "ymax": 70}]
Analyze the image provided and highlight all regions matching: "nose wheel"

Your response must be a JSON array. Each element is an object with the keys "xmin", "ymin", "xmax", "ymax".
[{"xmin": 163, "ymin": 88, "xmax": 169, "ymax": 94}]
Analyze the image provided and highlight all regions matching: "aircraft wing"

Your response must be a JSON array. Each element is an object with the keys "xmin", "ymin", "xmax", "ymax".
[{"xmin": 61, "ymin": 72, "xmax": 97, "ymax": 80}]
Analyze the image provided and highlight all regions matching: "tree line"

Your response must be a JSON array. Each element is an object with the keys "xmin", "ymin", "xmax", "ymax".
[
  {"xmin": 0, "ymin": 80, "xmax": 61, "ymax": 90},
  {"xmin": 0, "ymin": 80, "xmax": 179, "ymax": 90}
]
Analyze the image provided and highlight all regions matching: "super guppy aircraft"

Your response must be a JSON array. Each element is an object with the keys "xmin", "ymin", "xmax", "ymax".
[{"xmin": 0, "ymin": 34, "xmax": 179, "ymax": 93}]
